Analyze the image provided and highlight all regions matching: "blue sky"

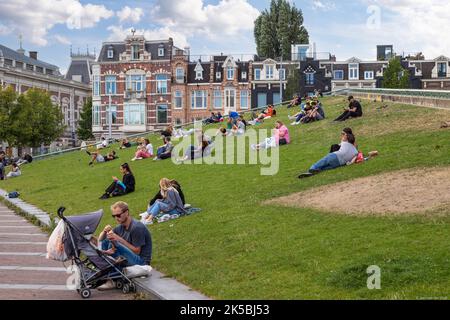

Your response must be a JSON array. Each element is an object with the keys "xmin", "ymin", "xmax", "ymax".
[{"xmin": 0, "ymin": 0, "xmax": 448, "ymax": 74}]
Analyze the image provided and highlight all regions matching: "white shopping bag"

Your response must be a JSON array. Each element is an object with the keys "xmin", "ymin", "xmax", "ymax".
[
  {"xmin": 46, "ymin": 220, "xmax": 68, "ymax": 261},
  {"xmin": 124, "ymin": 265, "xmax": 153, "ymax": 279}
]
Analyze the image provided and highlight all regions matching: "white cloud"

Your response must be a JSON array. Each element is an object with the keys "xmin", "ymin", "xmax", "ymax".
[
  {"xmin": 354, "ymin": 0, "xmax": 450, "ymax": 58},
  {"xmin": 312, "ymin": 0, "xmax": 335, "ymax": 11},
  {"xmin": 0, "ymin": 0, "xmax": 113, "ymax": 46},
  {"xmin": 116, "ymin": 6, "xmax": 143, "ymax": 24},
  {"xmin": 54, "ymin": 35, "xmax": 71, "ymax": 46},
  {"xmin": 150, "ymin": 0, "xmax": 260, "ymax": 41}
]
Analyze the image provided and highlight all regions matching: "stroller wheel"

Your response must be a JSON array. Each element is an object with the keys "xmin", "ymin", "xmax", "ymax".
[
  {"xmin": 122, "ymin": 283, "xmax": 130, "ymax": 294},
  {"xmin": 115, "ymin": 280, "xmax": 124, "ymax": 290},
  {"xmin": 130, "ymin": 283, "xmax": 136, "ymax": 293},
  {"xmin": 80, "ymin": 288, "xmax": 91, "ymax": 299}
]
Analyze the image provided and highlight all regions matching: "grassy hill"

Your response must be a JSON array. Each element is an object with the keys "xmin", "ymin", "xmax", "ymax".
[{"xmin": 2, "ymin": 96, "xmax": 450, "ymax": 299}]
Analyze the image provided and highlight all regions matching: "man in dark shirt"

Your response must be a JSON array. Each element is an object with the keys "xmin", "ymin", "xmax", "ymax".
[
  {"xmin": 0, "ymin": 151, "xmax": 6, "ymax": 180},
  {"xmin": 98, "ymin": 201, "xmax": 152, "ymax": 290},
  {"xmin": 334, "ymin": 96, "xmax": 363, "ymax": 122}
]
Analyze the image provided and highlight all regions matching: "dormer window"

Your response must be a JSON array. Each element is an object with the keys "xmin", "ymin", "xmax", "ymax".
[
  {"xmin": 241, "ymin": 71, "xmax": 247, "ymax": 80},
  {"xmin": 131, "ymin": 44, "xmax": 140, "ymax": 60},
  {"xmin": 227, "ymin": 66, "xmax": 234, "ymax": 80},
  {"xmin": 158, "ymin": 47, "xmax": 165, "ymax": 57},
  {"xmin": 194, "ymin": 61, "xmax": 204, "ymax": 81},
  {"xmin": 107, "ymin": 48, "xmax": 114, "ymax": 59},
  {"xmin": 216, "ymin": 72, "xmax": 222, "ymax": 80},
  {"xmin": 265, "ymin": 65, "xmax": 274, "ymax": 79}
]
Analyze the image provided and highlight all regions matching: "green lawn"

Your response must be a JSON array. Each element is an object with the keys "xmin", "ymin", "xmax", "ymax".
[{"xmin": 2, "ymin": 96, "xmax": 450, "ymax": 299}]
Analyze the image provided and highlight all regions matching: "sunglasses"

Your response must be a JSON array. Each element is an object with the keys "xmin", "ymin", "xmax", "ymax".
[{"xmin": 111, "ymin": 209, "xmax": 128, "ymax": 219}]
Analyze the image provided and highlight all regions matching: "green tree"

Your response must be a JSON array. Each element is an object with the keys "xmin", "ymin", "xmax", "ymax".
[
  {"xmin": 77, "ymin": 97, "xmax": 94, "ymax": 140},
  {"xmin": 285, "ymin": 68, "xmax": 300, "ymax": 100},
  {"xmin": 382, "ymin": 58, "xmax": 411, "ymax": 89},
  {"xmin": 0, "ymin": 87, "xmax": 20, "ymax": 148},
  {"xmin": 254, "ymin": 0, "xmax": 309, "ymax": 60}
]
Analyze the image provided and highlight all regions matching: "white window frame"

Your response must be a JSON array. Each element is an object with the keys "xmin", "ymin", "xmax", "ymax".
[
  {"xmin": 158, "ymin": 48, "xmax": 164, "ymax": 57},
  {"xmin": 279, "ymin": 68, "xmax": 285, "ymax": 80},
  {"xmin": 224, "ymin": 89, "xmax": 235, "ymax": 108},
  {"xmin": 191, "ymin": 90, "xmax": 207, "ymax": 109},
  {"xmin": 195, "ymin": 71, "xmax": 203, "ymax": 81},
  {"xmin": 157, "ymin": 104, "xmax": 168, "ymax": 124},
  {"xmin": 174, "ymin": 90, "xmax": 183, "ymax": 109},
  {"xmin": 305, "ymin": 73, "xmax": 315, "ymax": 85},
  {"xmin": 126, "ymin": 74, "xmax": 146, "ymax": 92},
  {"xmin": 334, "ymin": 70, "xmax": 344, "ymax": 80},
  {"xmin": 255, "ymin": 69, "xmax": 261, "ymax": 80},
  {"xmin": 156, "ymin": 74, "xmax": 168, "ymax": 94},
  {"xmin": 176, "ymin": 68, "xmax": 185, "ymax": 83},
  {"xmin": 240, "ymin": 90, "xmax": 249, "ymax": 109},
  {"xmin": 107, "ymin": 49, "xmax": 114, "ymax": 59},
  {"xmin": 124, "ymin": 103, "xmax": 145, "ymax": 125},
  {"xmin": 227, "ymin": 66, "xmax": 234, "ymax": 80},
  {"xmin": 93, "ymin": 75, "xmax": 100, "ymax": 97},
  {"xmin": 265, "ymin": 65, "xmax": 274, "ymax": 79},
  {"xmin": 105, "ymin": 75, "xmax": 116, "ymax": 95},
  {"xmin": 349, "ymin": 63, "xmax": 359, "ymax": 80},
  {"xmin": 241, "ymin": 71, "xmax": 247, "ymax": 80},
  {"xmin": 105, "ymin": 105, "xmax": 117, "ymax": 125},
  {"xmin": 92, "ymin": 104, "xmax": 100, "ymax": 126},
  {"xmin": 131, "ymin": 44, "xmax": 140, "ymax": 60},
  {"xmin": 437, "ymin": 62, "xmax": 447, "ymax": 76},
  {"xmin": 213, "ymin": 90, "xmax": 222, "ymax": 109},
  {"xmin": 364, "ymin": 71, "xmax": 374, "ymax": 80}
]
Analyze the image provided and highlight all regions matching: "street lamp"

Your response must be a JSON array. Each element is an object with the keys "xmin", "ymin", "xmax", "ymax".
[{"xmin": 108, "ymin": 87, "xmax": 112, "ymax": 142}]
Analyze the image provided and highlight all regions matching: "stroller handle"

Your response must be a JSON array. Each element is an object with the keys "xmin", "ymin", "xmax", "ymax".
[{"xmin": 57, "ymin": 207, "xmax": 66, "ymax": 219}]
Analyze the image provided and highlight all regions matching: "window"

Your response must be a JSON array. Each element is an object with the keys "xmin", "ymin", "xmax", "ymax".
[
  {"xmin": 213, "ymin": 90, "xmax": 222, "ymax": 109},
  {"xmin": 156, "ymin": 74, "xmax": 168, "ymax": 94},
  {"xmin": 124, "ymin": 103, "xmax": 145, "ymax": 125},
  {"xmin": 240, "ymin": 90, "xmax": 249, "ymax": 109},
  {"xmin": 126, "ymin": 74, "xmax": 146, "ymax": 92},
  {"xmin": 349, "ymin": 63, "xmax": 359, "ymax": 80},
  {"xmin": 225, "ymin": 89, "xmax": 235, "ymax": 108},
  {"xmin": 216, "ymin": 72, "xmax": 222, "ymax": 80},
  {"xmin": 255, "ymin": 69, "xmax": 261, "ymax": 80},
  {"xmin": 106, "ymin": 105, "xmax": 117, "ymax": 125},
  {"xmin": 176, "ymin": 68, "xmax": 184, "ymax": 83},
  {"xmin": 305, "ymin": 73, "xmax": 315, "ymax": 85},
  {"xmin": 438, "ymin": 62, "xmax": 447, "ymax": 77},
  {"xmin": 93, "ymin": 75, "xmax": 100, "ymax": 96},
  {"xmin": 265, "ymin": 65, "xmax": 274, "ymax": 79},
  {"xmin": 191, "ymin": 91, "xmax": 207, "ymax": 109},
  {"xmin": 279, "ymin": 69, "xmax": 285, "ymax": 80},
  {"xmin": 364, "ymin": 71, "xmax": 374, "ymax": 80},
  {"xmin": 241, "ymin": 71, "xmax": 247, "ymax": 80},
  {"xmin": 174, "ymin": 91, "xmax": 183, "ymax": 109},
  {"xmin": 273, "ymin": 92, "xmax": 281, "ymax": 105},
  {"xmin": 107, "ymin": 49, "xmax": 114, "ymax": 59},
  {"xmin": 334, "ymin": 70, "xmax": 344, "ymax": 80},
  {"xmin": 105, "ymin": 75, "xmax": 116, "ymax": 95},
  {"xmin": 158, "ymin": 47, "xmax": 165, "ymax": 57},
  {"xmin": 227, "ymin": 66, "xmax": 234, "ymax": 80},
  {"xmin": 157, "ymin": 105, "xmax": 168, "ymax": 123},
  {"xmin": 92, "ymin": 104, "xmax": 100, "ymax": 126},
  {"xmin": 131, "ymin": 44, "xmax": 140, "ymax": 60}
]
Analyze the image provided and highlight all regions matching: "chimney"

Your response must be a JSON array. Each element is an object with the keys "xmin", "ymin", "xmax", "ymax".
[{"xmin": 29, "ymin": 51, "xmax": 38, "ymax": 60}]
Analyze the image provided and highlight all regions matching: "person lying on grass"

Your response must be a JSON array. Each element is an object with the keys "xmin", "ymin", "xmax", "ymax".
[
  {"xmin": 298, "ymin": 131, "xmax": 358, "ymax": 179},
  {"xmin": 251, "ymin": 121, "xmax": 290, "ymax": 151},
  {"xmin": 97, "ymin": 201, "xmax": 152, "ymax": 290},
  {"xmin": 86, "ymin": 150, "xmax": 117, "ymax": 166},
  {"xmin": 132, "ymin": 139, "xmax": 153, "ymax": 161},
  {"xmin": 141, "ymin": 178, "xmax": 186, "ymax": 225},
  {"xmin": 99, "ymin": 163, "xmax": 135, "ymax": 199},
  {"xmin": 153, "ymin": 137, "xmax": 174, "ymax": 161},
  {"xmin": 176, "ymin": 130, "xmax": 212, "ymax": 162}
]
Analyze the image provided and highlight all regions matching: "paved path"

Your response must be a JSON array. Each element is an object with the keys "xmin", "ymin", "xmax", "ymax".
[{"xmin": 0, "ymin": 204, "xmax": 132, "ymax": 300}]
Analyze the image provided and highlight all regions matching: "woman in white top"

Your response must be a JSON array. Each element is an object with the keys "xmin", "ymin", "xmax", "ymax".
[
  {"xmin": 132, "ymin": 139, "xmax": 153, "ymax": 161},
  {"xmin": 6, "ymin": 163, "xmax": 21, "ymax": 179}
]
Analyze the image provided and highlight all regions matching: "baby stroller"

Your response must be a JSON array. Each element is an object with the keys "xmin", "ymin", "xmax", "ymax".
[{"xmin": 49, "ymin": 207, "xmax": 136, "ymax": 299}]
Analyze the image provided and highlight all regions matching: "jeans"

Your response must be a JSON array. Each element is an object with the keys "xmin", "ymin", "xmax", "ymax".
[
  {"xmin": 310, "ymin": 153, "xmax": 342, "ymax": 172},
  {"xmin": 147, "ymin": 202, "xmax": 181, "ymax": 218},
  {"xmin": 101, "ymin": 239, "xmax": 145, "ymax": 266}
]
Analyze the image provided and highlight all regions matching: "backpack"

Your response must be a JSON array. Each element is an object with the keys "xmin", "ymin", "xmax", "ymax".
[
  {"xmin": 8, "ymin": 191, "xmax": 20, "ymax": 198},
  {"xmin": 272, "ymin": 109, "xmax": 277, "ymax": 116}
]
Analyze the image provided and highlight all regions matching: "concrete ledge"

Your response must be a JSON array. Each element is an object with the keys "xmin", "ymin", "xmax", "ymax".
[{"xmin": 0, "ymin": 188, "xmax": 210, "ymax": 300}]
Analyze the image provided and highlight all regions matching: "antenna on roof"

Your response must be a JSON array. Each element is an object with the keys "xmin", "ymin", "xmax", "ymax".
[
  {"xmin": 70, "ymin": 45, "xmax": 72, "ymax": 56},
  {"xmin": 131, "ymin": 28, "xmax": 136, "ymax": 36},
  {"xmin": 17, "ymin": 33, "xmax": 25, "ymax": 55},
  {"xmin": 87, "ymin": 45, "xmax": 89, "ymax": 55}
]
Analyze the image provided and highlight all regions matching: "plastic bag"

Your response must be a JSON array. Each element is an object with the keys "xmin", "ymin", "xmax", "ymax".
[
  {"xmin": 46, "ymin": 220, "xmax": 68, "ymax": 261},
  {"xmin": 124, "ymin": 265, "xmax": 153, "ymax": 279}
]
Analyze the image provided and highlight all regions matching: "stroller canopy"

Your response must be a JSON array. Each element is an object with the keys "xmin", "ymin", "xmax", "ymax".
[{"xmin": 66, "ymin": 210, "xmax": 103, "ymax": 236}]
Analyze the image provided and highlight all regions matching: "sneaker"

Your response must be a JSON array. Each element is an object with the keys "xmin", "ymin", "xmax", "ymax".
[
  {"xmin": 170, "ymin": 214, "xmax": 180, "ymax": 220},
  {"xmin": 184, "ymin": 203, "xmax": 192, "ymax": 209},
  {"xmin": 86, "ymin": 150, "xmax": 91, "ymax": 156},
  {"xmin": 97, "ymin": 279, "xmax": 115, "ymax": 291},
  {"xmin": 298, "ymin": 172, "xmax": 314, "ymax": 179},
  {"xmin": 157, "ymin": 214, "xmax": 171, "ymax": 223},
  {"xmin": 99, "ymin": 193, "xmax": 110, "ymax": 200},
  {"xmin": 309, "ymin": 169, "xmax": 320, "ymax": 175}
]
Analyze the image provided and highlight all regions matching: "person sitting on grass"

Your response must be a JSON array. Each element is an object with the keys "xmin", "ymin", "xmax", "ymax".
[
  {"xmin": 334, "ymin": 96, "xmax": 363, "ymax": 122},
  {"xmin": 0, "ymin": 151, "xmax": 7, "ymax": 180},
  {"xmin": 229, "ymin": 118, "xmax": 246, "ymax": 136},
  {"xmin": 99, "ymin": 163, "xmax": 135, "ymax": 199},
  {"xmin": 87, "ymin": 150, "xmax": 117, "ymax": 166},
  {"xmin": 154, "ymin": 137, "xmax": 174, "ymax": 161},
  {"xmin": 257, "ymin": 105, "xmax": 275, "ymax": 121},
  {"xmin": 287, "ymin": 95, "xmax": 301, "ymax": 108},
  {"xmin": 177, "ymin": 131, "xmax": 212, "ymax": 162},
  {"xmin": 251, "ymin": 121, "xmax": 290, "ymax": 151},
  {"xmin": 119, "ymin": 138, "xmax": 132, "ymax": 149},
  {"xmin": 97, "ymin": 201, "xmax": 152, "ymax": 290},
  {"xmin": 16, "ymin": 154, "xmax": 33, "ymax": 166},
  {"xmin": 299, "ymin": 100, "xmax": 326, "ymax": 124},
  {"xmin": 289, "ymin": 100, "xmax": 312, "ymax": 125},
  {"xmin": 298, "ymin": 131, "xmax": 358, "ymax": 179},
  {"xmin": 141, "ymin": 178, "xmax": 187, "ymax": 225},
  {"xmin": 6, "ymin": 163, "xmax": 21, "ymax": 179},
  {"xmin": 148, "ymin": 179, "xmax": 186, "ymax": 207},
  {"xmin": 132, "ymin": 139, "xmax": 153, "ymax": 161},
  {"xmin": 96, "ymin": 137, "xmax": 109, "ymax": 150},
  {"xmin": 160, "ymin": 125, "xmax": 173, "ymax": 139}
]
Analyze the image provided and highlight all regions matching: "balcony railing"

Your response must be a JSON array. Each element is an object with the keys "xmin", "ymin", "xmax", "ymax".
[{"xmin": 124, "ymin": 90, "xmax": 146, "ymax": 100}]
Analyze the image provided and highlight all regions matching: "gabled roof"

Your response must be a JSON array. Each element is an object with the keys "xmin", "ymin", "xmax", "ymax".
[
  {"xmin": 221, "ymin": 56, "xmax": 237, "ymax": 68},
  {"xmin": 65, "ymin": 59, "xmax": 91, "ymax": 84},
  {"xmin": 434, "ymin": 55, "xmax": 450, "ymax": 61},
  {"xmin": 346, "ymin": 57, "xmax": 362, "ymax": 63}
]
